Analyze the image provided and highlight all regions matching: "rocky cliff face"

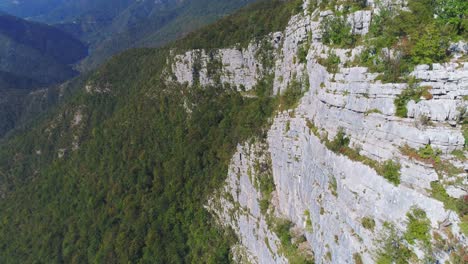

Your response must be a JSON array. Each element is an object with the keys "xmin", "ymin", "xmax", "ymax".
[{"xmin": 170, "ymin": 0, "xmax": 467, "ymax": 263}]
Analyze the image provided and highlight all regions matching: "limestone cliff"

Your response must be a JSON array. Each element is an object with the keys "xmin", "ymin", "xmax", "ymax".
[{"xmin": 170, "ymin": 0, "xmax": 467, "ymax": 262}]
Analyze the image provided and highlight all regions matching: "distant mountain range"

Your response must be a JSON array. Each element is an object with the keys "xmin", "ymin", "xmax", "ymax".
[
  {"xmin": 0, "ymin": 12, "xmax": 87, "ymax": 137},
  {"xmin": 0, "ymin": 0, "xmax": 255, "ymax": 138},
  {"xmin": 0, "ymin": 12, "xmax": 87, "ymax": 86},
  {"xmin": 0, "ymin": 0, "xmax": 256, "ymax": 69}
]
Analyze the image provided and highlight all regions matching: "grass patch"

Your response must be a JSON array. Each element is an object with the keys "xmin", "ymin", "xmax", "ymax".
[
  {"xmin": 451, "ymin": 149, "xmax": 466, "ymax": 160},
  {"xmin": 329, "ymin": 175, "xmax": 338, "ymax": 197},
  {"xmin": 463, "ymin": 123, "xmax": 468, "ymax": 150},
  {"xmin": 365, "ymin": 108, "xmax": 382, "ymax": 115},
  {"xmin": 376, "ymin": 223, "xmax": 416, "ymax": 264},
  {"xmin": 378, "ymin": 160, "xmax": 402, "ymax": 185},
  {"xmin": 253, "ymin": 152, "xmax": 276, "ymax": 215},
  {"xmin": 317, "ymin": 53, "xmax": 341, "ymax": 74},
  {"xmin": 404, "ymin": 207, "xmax": 431, "ymax": 248},
  {"xmin": 400, "ymin": 144, "xmax": 464, "ymax": 177},
  {"xmin": 362, "ymin": 217, "xmax": 376, "ymax": 231},
  {"xmin": 271, "ymin": 218, "xmax": 314, "ymax": 264},
  {"xmin": 460, "ymin": 216, "xmax": 468, "ymax": 236},
  {"xmin": 430, "ymin": 181, "xmax": 468, "ymax": 219},
  {"xmin": 297, "ymin": 42, "xmax": 310, "ymax": 64},
  {"xmin": 279, "ymin": 79, "xmax": 305, "ymax": 110}
]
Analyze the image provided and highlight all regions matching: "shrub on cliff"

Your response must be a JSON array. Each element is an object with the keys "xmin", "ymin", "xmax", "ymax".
[
  {"xmin": 380, "ymin": 160, "xmax": 401, "ymax": 185},
  {"xmin": 321, "ymin": 16, "xmax": 356, "ymax": 48}
]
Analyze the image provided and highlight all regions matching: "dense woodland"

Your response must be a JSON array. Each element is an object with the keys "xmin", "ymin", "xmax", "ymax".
[
  {"xmin": 0, "ymin": 0, "xmax": 466, "ymax": 262},
  {"xmin": 0, "ymin": 13, "xmax": 88, "ymax": 138},
  {"xmin": 0, "ymin": 0, "xmax": 302, "ymax": 262}
]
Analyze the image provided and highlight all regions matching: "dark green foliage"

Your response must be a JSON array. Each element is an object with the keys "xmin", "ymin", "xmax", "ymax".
[
  {"xmin": 464, "ymin": 123, "xmax": 468, "ymax": 150},
  {"xmin": 0, "ymin": 12, "xmax": 282, "ymax": 260},
  {"xmin": 176, "ymin": 0, "xmax": 304, "ymax": 50},
  {"xmin": 359, "ymin": 0, "xmax": 465, "ymax": 82},
  {"xmin": 321, "ymin": 16, "xmax": 356, "ymax": 48},
  {"xmin": 317, "ymin": 53, "xmax": 341, "ymax": 74},
  {"xmin": 206, "ymin": 53, "xmax": 223, "ymax": 79},
  {"xmin": 272, "ymin": 218, "xmax": 314, "ymax": 264},
  {"xmin": 326, "ymin": 128, "xmax": 350, "ymax": 152},
  {"xmin": 274, "ymin": 218, "xmax": 294, "ymax": 247},
  {"xmin": 380, "ymin": 160, "xmax": 401, "ymax": 186},
  {"xmin": 460, "ymin": 110, "xmax": 468, "ymax": 150},
  {"xmin": 417, "ymin": 144, "xmax": 441, "ymax": 160},
  {"xmin": 411, "ymin": 23, "xmax": 450, "ymax": 65},
  {"xmin": 377, "ymin": 224, "xmax": 415, "ymax": 264},
  {"xmin": 434, "ymin": 0, "xmax": 468, "ymax": 37},
  {"xmin": 297, "ymin": 43, "xmax": 310, "ymax": 64},
  {"xmin": 0, "ymin": 75, "xmax": 86, "ymax": 139},
  {"xmin": 255, "ymin": 154, "xmax": 276, "ymax": 215},
  {"xmin": 280, "ymin": 79, "xmax": 305, "ymax": 110},
  {"xmin": 304, "ymin": 210, "xmax": 313, "ymax": 231}
]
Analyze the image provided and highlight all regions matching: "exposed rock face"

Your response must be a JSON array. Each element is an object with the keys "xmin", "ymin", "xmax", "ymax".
[
  {"xmin": 347, "ymin": 10, "xmax": 372, "ymax": 35},
  {"xmin": 171, "ymin": 45, "xmax": 262, "ymax": 91},
  {"xmin": 267, "ymin": 113, "xmax": 454, "ymax": 263},
  {"xmin": 171, "ymin": 1, "xmax": 467, "ymax": 263},
  {"xmin": 209, "ymin": 142, "xmax": 287, "ymax": 264}
]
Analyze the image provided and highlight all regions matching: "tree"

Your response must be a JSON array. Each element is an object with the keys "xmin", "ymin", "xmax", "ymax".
[{"xmin": 412, "ymin": 23, "xmax": 449, "ymax": 65}]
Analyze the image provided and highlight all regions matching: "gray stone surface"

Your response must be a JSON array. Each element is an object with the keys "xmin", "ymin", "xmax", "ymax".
[
  {"xmin": 170, "ymin": 1, "xmax": 467, "ymax": 262},
  {"xmin": 347, "ymin": 10, "xmax": 372, "ymax": 35}
]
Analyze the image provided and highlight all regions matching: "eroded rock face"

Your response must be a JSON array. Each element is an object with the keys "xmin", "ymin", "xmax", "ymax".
[
  {"xmin": 171, "ymin": 45, "xmax": 263, "ymax": 91},
  {"xmin": 170, "ymin": 0, "xmax": 467, "ymax": 263},
  {"xmin": 209, "ymin": 142, "xmax": 287, "ymax": 264},
  {"xmin": 267, "ymin": 113, "xmax": 454, "ymax": 263},
  {"xmin": 347, "ymin": 10, "xmax": 372, "ymax": 35}
]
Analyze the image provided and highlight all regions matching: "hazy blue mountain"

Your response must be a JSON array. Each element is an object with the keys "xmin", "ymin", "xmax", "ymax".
[
  {"xmin": 0, "ymin": 0, "xmax": 255, "ymax": 69},
  {"xmin": 0, "ymin": 0, "xmax": 255, "ymax": 138},
  {"xmin": 0, "ymin": 13, "xmax": 87, "ymax": 85},
  {"xmin": 0, "ymin": 13, "xmax": 87, "ymax": 137}
]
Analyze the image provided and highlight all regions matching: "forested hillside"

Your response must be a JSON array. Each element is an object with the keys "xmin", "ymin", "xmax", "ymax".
[
  {"xmin": 0, "ymin": 13, "xmax": 87, "ymax": 138},
  {"xmin": 0, "ymin": 0, "xmax": 258, "ymax": 69},
  {"xmin": 0, "ymin": 0, "xmax": 303, "ymax": 262},
  {"xmin": 0, "ymin": 0, "xmax": 258, "ymax": 138},
  {"xmin": 0, "ymin": 0, "xmax": 466, "ymax": 262}
]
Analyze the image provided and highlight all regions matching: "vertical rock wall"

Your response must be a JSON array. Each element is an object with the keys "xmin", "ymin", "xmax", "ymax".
[{"xmin": 170, "ymin": 0, "xmax": 467, "ymax": 262}]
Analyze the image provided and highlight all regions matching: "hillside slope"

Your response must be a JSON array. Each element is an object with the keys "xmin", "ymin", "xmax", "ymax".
[
  {"xmin": 0, "ymin": 13, "xmax": 87, "ymax": 86},
  {"xmin": 0, "ymin": 0, "xmax": 256, "ymax": 69},
  {"xmin": 0, "ymin": 0, "xmax": 466, "ymax": 263},
  {"xmin": 0, "ymin": 13, "xmax": 87, "ymax": 138},
  {"xmin": 0, "ymin": 1, "xmax": 301, "ymax": 262}
]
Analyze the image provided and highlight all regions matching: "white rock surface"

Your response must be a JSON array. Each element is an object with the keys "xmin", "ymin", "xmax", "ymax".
[
  {"xmin": 267, "ymin": 113, "xmax": 454, "ymax": 263},
  {"xmin": 209, "ymin": 143, "xmax": 287, "ymax": 264},
  {"xmin": 171, "ymin": 44, "xmax": 264, "ymax": 91},
  {"xmin": 347, "ymin": 10, "xmax": 372, "ymax": 35},
  {"xmin": 170, "ymin": 1, "xmax": 467, "ymax": 262}
]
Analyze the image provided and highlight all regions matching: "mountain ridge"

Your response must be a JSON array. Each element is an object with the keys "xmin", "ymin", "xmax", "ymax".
[{"xmin": 0, "ymin": 0, "xmax": 466, "ymax": 263}]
